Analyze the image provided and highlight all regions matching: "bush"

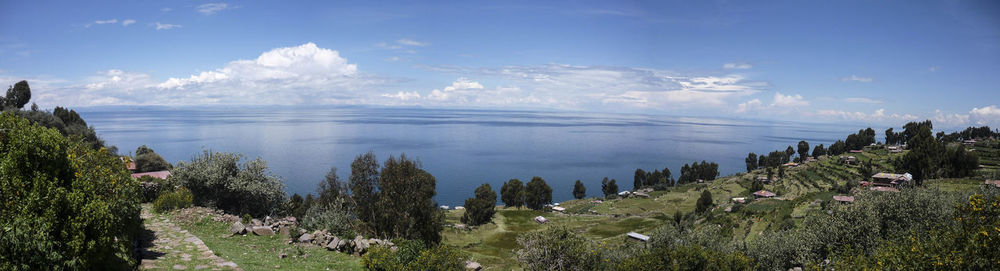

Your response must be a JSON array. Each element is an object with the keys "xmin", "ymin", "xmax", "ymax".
[
  {"xmin": 139, "ymin": 175, "xmax": 173, "ymax": 203},
  {"xmin": 301, "ymin": 197, "xmax": 355, "ymax": 238},
  {"xmin": 461, "ymin": 183, "xmax": 496, "ymax": 226},
  {"xmin": 134, "ymin": 145, "xmax": 171, "ymax": 173},
  {"xmin": 616, "ymin": 245, "xmax": 755, "ymax": 271},
  {"xmin": 170, "ymin": 150, "xmax": 286, "ymax": 217},
  {"xmin": 516, "ymin": 227, "xmax": 603, "ymax": 270},
  {"xmin": 153, "ymin": 187, "xmax": 193, "ymax": 213},
  {"xmin": 361, "ymin": 240, "xmax": 465, "ymax": 271},
  {"xmin": 0, "ymin": 112, "xmax": 141, "ymax": 270}
]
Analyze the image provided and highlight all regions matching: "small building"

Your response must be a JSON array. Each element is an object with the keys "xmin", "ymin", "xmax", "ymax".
[
  {"xmin": 534, "ymin": 216, "xmax": 549, "ymax": 224},
  {"xmin": 871, "ymin": 173, "xmax": 912, "ymax": 186},
  {"xmin": 632, "ymin": 192, "xmax": 650, "ymax": 198},
  {"xmin": 839, "ymin": 156, "xmax": 858, "ymax": 165},
  {"xmin": 887, "ymin": 146, "xmax": 903, "ymax": 153},
  {"xmin": 753, "ymin": 190, "xmax": 776, "ymax": 198},
  {"xmin": 696, "ymin": 179, "xmax": 705, "ymax": 183},
  {"xmin": 782, "ymin": 162, "xmax": 799, "ymax": 167},
  {"xmin": 832, "ymin": 195, "xmax": 855, "ymax": 203},
  {"xmin": 731, "ymin": 197, "xmax": 746, "ymax": 204},
  {"xmin": 618, "ymin": 191, "xmax": 632, "ymax": 197},
  {"xmin": 439, "ymin": 205, "xmax": 450, "ymax": 210},
  {"xmin": 131, "ymin": 170, "xmax": 170, "ymax": 180},
  {"xmin": 963, "ymin": 139, "xmax": 977, "ymax": 145},
  {"xmin": 552, "ymin": 206, "xmax": 566, "ymax": 212},
  {"xmin": 756, "ymin": 176, "xmax": 770, "ymax": 184},
  {"xmin": 804, "ymin": 157, "xmax": 817, "ymax": 163},
  {"xmin": 626, "ymin": 232, "xmax": 650, "ymax": 242},
  {"xmin": 454, "ymin": 206, "xmax": 465, "ymax": 210}
]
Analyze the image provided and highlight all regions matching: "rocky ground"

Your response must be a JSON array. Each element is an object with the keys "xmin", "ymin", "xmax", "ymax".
[{"xmin": 138, "ymin": 205, "xmax": 242, "ymax": 270}]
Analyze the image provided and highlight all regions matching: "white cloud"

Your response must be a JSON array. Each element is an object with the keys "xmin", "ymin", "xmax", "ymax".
[
  {"xmin": 197, "ymin": 3, "xmax": 232, "ymax": 15},
  {"xmin": 771, "ymin": 92, "xmax": 808, "ymax": 108},
  {"xmin": 384, "ymin": 56, "xmax": 402, "ymax": 62},
  {"xmin": 735, "ymin": 99, "xmax": 763, "ymax": 113},
  {"xmin": 95, "ymin": 19, "xmax": 118, "ymax": 24},
  {"xmin": 396, "ymin": 39, "xmax": 429, "ymax": 47},
  {"xmin": 122, "ymin": 19, "xmax": 136, "ymax": 26},
  {"xmin": 841, "ymin": 75, "xmax": 873, "ymax": 82},
  {"xmin": 734, "ymin": 92, "xmax": 809, "ymax": 114},
  {"xmin": 155, "ymin": 22, "xmax": 181, "ymax": 30},
  {"xmin": 382, "ymin": 91, "xmax": 421, "ymax": 101},
  {"xmin": 723, "ymin": 62, "xmax": 752, "ymax": 69},
  {"xmin": 816, "ymin": 108, "xmax": 920, "ymax": 123},
  {"xmin": 933, "ymin": 109, "xmax": 970, "ymax": 127},
  {"xmin": 844, "ymin": 97, "xmax": 882, "ymax": 104},
  {"xmin": 969, "ymin": 105, "xmax": 1000, "ymax": 126}
]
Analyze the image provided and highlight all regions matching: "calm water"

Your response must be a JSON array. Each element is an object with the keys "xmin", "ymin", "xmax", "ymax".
[{"xmin": 79, "ymin": 106, "xmax": 857, "ymax": 206}]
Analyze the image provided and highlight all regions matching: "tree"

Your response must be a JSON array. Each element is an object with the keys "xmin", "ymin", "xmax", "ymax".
[
  {"xmin": 573, "ymin": 180, "xmax": 586, "ymax": 199},
  {"xmin": 634, "ymin": 169, "xmax": 646, "ymax": 190},
  {"xmin": 461, "ymin": 183, "xmax": 497, "ymax": 226},
  {"xmin": 758, "ymin": 154, "xmax": 768, "ymax": 169},
  {"xmin": 349, "ymin": 151, "xmax": 380, "ymax": 233},
  {"xmin": 785, "ymin": 146, "xmax": 795, "ymax": 158},
  {"xmin": 829, "ymin": 140, "xmax": 847, "ymax": 155},
  {"xmin": 746, "ymin": 152, "xmax": 758, "ymax": 172},
  {"xmin": 171, "ymin": 150, "xmax": 286, "ymax": 217},
  {"xmin": 695, "ymin": 190, "xmax": 713, "ymax": 213},
  {"xmin": 133, "ymin": 145, "xmax": 171, "ymax": 173},
  {"xmin": 901, "ymin": 126, "xmax": 941, "ymax": 185},
  {"xmin": 374, "ymin": 154, "xmax": 444, "ymax": 244},
  {"xmin": 812, "ymin": 144, "xmax": 826, "ymax": 157},
  {"xmin": 317, "ymin": 167, "xmax": 345, "ymax": 206},
  {"xmin": 4, "ymin": 80, "xmax": 30, "ymax": 109},
  {"xmin": 884, "ymin": 128, "xmax": 896, "ymax": 145},
  {"xmin": 286, "ymin": 193, "xmax": 305, "ymax": 219},
  {"xmin": 601, "ymin": 177, "xmax": 618, "ymax": 199},
  {"xmin": 797, "ymin": 141, "xmax": 810, "ymax": 159},
  {"xmin": 500, "ymin": 179, "xmax": 525, "ymax": 209},
  {"xmin": 524, "ymin": 176, "xmax": 552, "ymax": 210},
  {"xmin": 778, "ymin": 165, "xmax": 786, "ymax": 179}
]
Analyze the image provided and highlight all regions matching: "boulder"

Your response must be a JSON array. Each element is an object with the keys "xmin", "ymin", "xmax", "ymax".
[
  {"xmin": 297, "ymin": 233, "xmax": 314, "ymax": 243},
  {"xmin": 278, "ymin": 226, "xmax": 290, "ymax": 237},
  {"xmin": 465, "ymin": 261, "xmax": 483, "ymax": 271},
  {"xmin": 229, "ymin": 221, "xmax": 246, "ymax": 235},
  {"xmin": 336, "ymin": 239, "xmax": 347, "ymax": 251},
  {"xmin": 252, "ymin": 226, "xmax": 275, "ymax": 236},
  {"xmin": 264, "ymin": 216, "xmax": 273, "ymax": 226},
  {"xmin": 251, "ymin": 219, "xmax": 262, "ymax": 226},
  {"xmin": 324, "ymin": 240, "xmax": 338, "ymax": 251}
]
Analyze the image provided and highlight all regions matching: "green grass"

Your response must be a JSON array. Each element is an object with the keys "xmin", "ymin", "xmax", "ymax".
[{"xmin": 175, "ymin": 217, "xmax": 362, "ymax": 271}]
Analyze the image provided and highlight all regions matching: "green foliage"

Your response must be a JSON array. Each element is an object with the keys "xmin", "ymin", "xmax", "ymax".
[
  {"xmin": 500, "ymin": 178, "xmax": 525, "ymax": 209},
  {"xmin": 349, "ymin": 151, "xmax": 380, "ymax": 233},
  {"xmin": 170, "ymin": 150, "xmax": 287, "ymax": 217},
  {"xmin": 371, "ymin": 154, "xmax": 444, "ymax": 244},
  {"xmin": 318, "ymin": 166, "xmax": 346, "ymax": 206},
  {"xmin": 829, "ymin": 140, "xmax": 847, "ymax": 155},
  {"xmin": 745, "ymin": 152, "xmax": 758, "ymax": 172},
  {"xmin": 573, "ymin": 179, "xmax": 587, "ymax": 199},
  {"xmin": 285, "ymin": 193, "xmax": 306, "ymax": 218},
  {"xmin": 0, "ymin": 112, "xmax": 141, "ymax": 270},
  {"xmin": 134, "ymin": 145, "xmax": 171, "ymax": 173},
  {"xmin": 797, "ymin": 140, "xmax": 810, "ymax": 159},
  {"xmin": 4, "ymin": 80, "xmax": 31, "ymax": 109},
  {"xmin": 845, "ymin": 128, "xmax": 877, "ymax": 150},
  {"xmin": 811, "ymin": 144, "xmax": 826, "ymax": 157},
  {"xmin": 616, "ymin": 245, "xmax": 755, "ymax": 271},
  {"xmin": 153, "ymin": 187, "xmax": 194, "ymax": 213},
  {"xmin": 302, "ymin": 197, "xmax": 356, "ymax": 238},
  {"xmin": 902, "ymin": 125, "xmax": 942, "ymax": 184},
  {"xmin": 601, "ymin": 177, "xmax": 619, "ymax": 199},
  {"xmin": 461, "ymin": 183, "xmax": 497, "ymax": 226},
  {"xmin": 524, "ymin": 176, "xmax": 552, "ymax": 210},
  {"xmin": 362, "ymin": 240, "xmax": 466, "ymax": 271},
  {"xmin": 139, "ymin": 175, "xmax": 173, "ymax": 203},
  {"xmin": 695, "ymin": 190, "xmax": 713, "ymax": 213},
  {"xmin": 515, "ymin": 227, "xmax": 603, "ymax": 270},
  {"xmin": 678, "ymin": 161, "xmax": 719, "ymax": 184}
]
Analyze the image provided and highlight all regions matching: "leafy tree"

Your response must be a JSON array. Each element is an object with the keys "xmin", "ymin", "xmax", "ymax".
[
  {"xmin": 134, "ymin": 145, "xmax": 171, "ymax": 172},
  {"xmin": 286, "ymin": 193, "xmax": 306, "ymax": 219},
  {"xmin": 4, "ymin": 80, "xmax": 30, "ymax": 109},
  {"xmin": 170, "ymin": 150, "xmax": 286, "ymax": 217},
  {"xmin": 679, "ymin": 161, "xmax": 720, "ymax": 184},
  {"xmin": 784, "ymin": 146, "xmax": 795, "ymax": 158},
  {"xmin": 601, "ymin": 177, "xmax": 618, "ymax": 199},
  {"xmin": 695, "ymin": 190, "xmax": 713, "ymax": 212},
  {"xmin": 758, "ymin": 154, "xmax": 767, "ymax": 169},
  {"xmin": 902, "ymin": 120, "xmax": 932, "ymax": 143},
  {"xmin": 0, "ymin": 112, "xmax": 141, "ymax": 269},
  {"xmin": 524, "ymin": 176, "xmax": 552, "ymax": 210},
  {"xmin": 811, "ymin": 144, "xmax": 826, "ymax": 157},
  {"xmin": 500, "ymin": 178, "xmax": 525, "ymax": 209},
  {"xmin": 302, "ymin": 194, "xmax": 315, "ymax": 218},
  {"xmin": 349, "ymin": 151, "xmax": 379, "ymax": 233},
  {"xmin": 797, "ymin": 140, "xmax": 810, "ymax": 159},
  {"xmin": 829, "ymin": 140, "xmax": 847, "ymax": 155},
  {"xmin": 302, "ymin": 196, "xmax": 354, "ymax": 238},
  {"xmin": 634, "ymin": 168, "xmax": 646, "ymax": 189},
  {"xmin": 901, "ymin": 126, "xmax": 941, "ymax": 185},
  {"xmin": 373, "ymin": 154, "xmax": 444, "ymax": 245},
  {"xmin": 516, "ymin": 227, "xmax": 602, "ymax": 270},
  {"xmin": 461, "ymin": 183, "xmax": 497, "ymax": 226},
  {"xmin": 745, "ymin": 152, "xmax": 758, "ymax": 172},
  {"xmin": 317, "ymin": 166, "xmax": 345, "ymax": 206},
  {"xmin": 573, "ymin": 179, "xmax": 586, "ymax": 199}
]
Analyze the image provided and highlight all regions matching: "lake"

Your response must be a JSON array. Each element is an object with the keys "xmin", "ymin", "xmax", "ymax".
[{"xmin": 79, "ymin": 106, "xmax": 859, "ymax": 207}]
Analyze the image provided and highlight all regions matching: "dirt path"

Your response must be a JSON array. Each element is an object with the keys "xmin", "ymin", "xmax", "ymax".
[{"xmin": 138, "ymin": 205, "xmax": 242, "ymax": 270}]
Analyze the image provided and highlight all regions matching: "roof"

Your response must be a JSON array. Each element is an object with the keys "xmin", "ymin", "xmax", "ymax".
[
  {"xmin": 753, "ymin": 190, "xmax": 776, "ymax": 197},
  {"xmin": 626, "ymin": 232, "xmax": 650, "ymax": 242},
  {"xmin": 783, "ymin": 162, "xmax": 799, "ymax": 167},
  {"xmin": 849, "ymin": 150, "xmax": 863, "ymax": 153},
  {"xmin": 131, "ymin": 170, "xmax": 170, "ymax": 180},
  {"xmin": 618, "ymin": 191, "xmax": 632, "ymax": 196},
  {"xmin": 552, "ymin": 206, "xmax": 566, "ymax": 212},
  {"xmin": 871, "ymin": 173, "xmax": 913, "ymax": 184},
  {"xmin": 533, "ymin": 216, "xmax": 548, "ymax": 223},
  {"xmin": 833, "ymin": 195, "xmax": 855, "ymax": 202}
]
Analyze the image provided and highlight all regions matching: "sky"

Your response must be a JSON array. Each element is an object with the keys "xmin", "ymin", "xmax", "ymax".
[{"xmin": 1, "ymin": 0, "xmax": 998, "ymax": 129}]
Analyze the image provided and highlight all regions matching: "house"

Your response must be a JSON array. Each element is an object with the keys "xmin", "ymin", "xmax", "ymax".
[
  {"xmin": 439, "ymin": 205, "xmax": 450, "ymax": 210},
  {"xmin": 552, "ymin": 206, "xmax": 566, "ymax": 212},
  {"xmin": 731, "ymin": 197, "xmax": 747, "ymax": 204},
  {"xmin": 454, "ymin": 206, "xmax": 465, "ymax": 210},
  {"xmin": 849, "ymin": 150, "xmax": 863, "ymax": 153},
  {"xmin": 753, "ymin": 190, "xmax": 776, "ymax": 198},
  {"xmin": 887, "ymin": 146, "xmax": 903, "ymax": 153},
  {"xmin": 632, "ymin": 192, "xmax": 650, "ymax": 198},
  {"xmin": 782, "ymin": 162, "xmax": 799, "ymax": 167},
  {"xmin": 120, "ymin": 157, "xmax": 137, "ymax": 173},
  {"xmin": 804, "ymin": 157, "xmax": 817, "ymax": 163},
  {"xmin": 839, "ymin": 156, "xmax": 858, "ymax": 165},
  {"xmin": 534, "ymin": 216, "xmax": 549, "ymax": 224},
  {"xmin": 618, "ymin": 191, "xmax": 632, "ymax": 197},
  {"xmin": 626, "ymin": 232, "xmax": 650, "ymax": 242},
  {"xmin": 963, "ymin": 139, "xmax": 978, "ymax": 145},
  {"xmin": 871, "ymin": 173, "xmax": 912, "ymax": 187},
  {"xmin": 131, "ymin": 170, "xmax": 170, "ymax": 180},
  {"xmin": 832, "ymin": 195, "xmax": 855, "ymax": 203}
]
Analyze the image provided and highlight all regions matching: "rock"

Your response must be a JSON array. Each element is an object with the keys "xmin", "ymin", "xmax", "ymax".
[
  {"xmin": 264, "ymin": 216, "xmax": 273, "ymax": 226},
  {"xmin": 251, "ymin": 219, "xmax": 262, "ymax": 226},
  {"xmin": 336, "ymin": 239, "xmax": 347, "ymax": 251},
  {"xmin": 229, "ymin": 221, "xmax": 246, "ymax": 235},
  {"xmin": 465, "ymin": 261, "xmax": 483, "ymax": 271},
  {"xmin": 278, "ymin": 252, "xmax": 287, "ymax": 259},
  {"xmin": 278, "ymin": 226, "xmax": 290, "ymax": 237},
  {"xmin": 298, "ymin": 233, "xmax": 314, "ymax": 243},
  {"xmin": 455, "ymin": 224, "xmax": 468, "ymax": 230},
  {"xmin": 324, "ymin": 239, "xmax": 338, "ymax": 251},
  {"xmin": 368, "ymin": 238, "xmax": 380, "ymax": 246},
  {"xmin": 252, "ymin": 226, "xmax": 274, "ymax": 236}
]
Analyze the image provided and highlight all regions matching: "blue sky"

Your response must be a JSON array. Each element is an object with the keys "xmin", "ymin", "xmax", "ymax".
[{"xmin": 1, "ymin": 0, "xmax": 998, "ymax": 128}]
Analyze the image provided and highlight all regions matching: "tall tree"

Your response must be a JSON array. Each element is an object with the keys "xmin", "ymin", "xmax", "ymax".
[
  {"xmin": 797, "ymin": 140, "xmax": 810, "ymax": 159},
  {"xmin": 573, "ymin": 180, "xmax": 586, "ymax": 199},
  {"xmin": 695, "ymin": 190, "xmax": 713, "ymax": 213},
  {"xmin": 746, "ymin": 152, "xmax": 758, "ymax": 172},
  {"xmin": 500, "ymin": 179, "xmax": 525, "ymax": 209},
  {"xmin": 375, "ymin": 154, "xmax": 443, "ymax": 244},
  {"xmin": 4, "ymin": 80, "xmax": 30, "ymax": 109},
  {"xmin": 349, "ymin": 151, "xmax": 380, "ymax": 233},
  {"xmin": 601, "ymin": 177, "xmax": 618, "ymax": 199},
  {"xmin": 812, "ymin": 144, "xmax": 826, "ymax": 157},
  {"xmin": 524, "ymin": 176, "xmax": 552, "ymax": 210},
  {"xmin": 901, "ymin": 126, "xmax": 941, "ymax": 186},
  {"xmin": 633, "ymin": 168, "xmax": 646, "ymax": 190},
  {"xmin": 461, "ymin": 183, "xmax": 497, "ymax": 226},
  {"xmin": 317, "ymin": 167, "xmax": 345, "ymax": 206},
  {"xmin": 784, "ymin": 146, "xmax": 795, "ymax": 160}
]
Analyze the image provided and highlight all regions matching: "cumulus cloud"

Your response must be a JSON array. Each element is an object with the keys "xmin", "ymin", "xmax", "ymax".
[
  {"xmin": 771, "ymin": 92, "xmax": 808, "ymax": 108},
  {"xmin": 197, "ymin": 3, "xmax": 233, "ymax": 15},
  {"xmin": 735, "ymin": 98, "xmax": 763, "ymax": 113},
  {"xmin": 381, "ymin": 91, "xmax": 421, "ymax": 101},
  {"xmin": 723, "ymin": 62, "xmax": 752, "ymax": 69},
  {"xmin": 933, "ymin": 109, "xmax": 970, "ymax": 127},
  {"xmin": 970, "ymin": 105, "xmax": 1000, "ymax": 126},
  {"xmin": 734, "ymin": 92, "xmax": 809, "ymax": 114},
  {"xmin": 155, "ymin": 22, "xmax": 181, "ymax": 30},
  {"xmin": 841, "ymin": 75, "xmax": 873, "ymax": 82},
  {"xmin": 380, "ymin": 78, "xmax": 545, "ymax": 107},
  {"xmin": 122, "ymin": 19, "xmax": 136, "ymax": 26}
]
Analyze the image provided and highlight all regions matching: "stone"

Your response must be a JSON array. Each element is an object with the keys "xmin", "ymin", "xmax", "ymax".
[
  {"xmin": 264, "ymin": 216, "xmax": 273, "ymax": 225},
  {"xmin": 278, "ymin": 252, "xmax": 287, "ymax": 259},
  {"xmin": 368, "ymin": 238, "xmax": 380, "ymax": 246},
  {"xmin": 298, "ymin": 233, "xmax": 314, "ymax": 243},
  {"xmin": 278, "ymin": 226, "xmax": 290, "ymax": 237},
  {"xmin": 251, "ymin": 219, "xmax": 262, "ymax": 226},
  {"xmin": 229, "ymin": 221, "xmax": 246, "ymax": 235},
  {"xmin": 252, "ymin": 226, "xmax": 274, "ymax": 236},
  {"xmin": 173, "ymin": 264, "xmax": 187, "ymax": 270},
  {"xmin": 336, "ymin": 239, "xmax": 347, "ymax": 250},
  {"xmin": 465, "ymin": 261, "xmax": 483, "ymax": 271},
  {"xmin": 324, "ymin": 239, "xmax": 338, "ymax": 251}
]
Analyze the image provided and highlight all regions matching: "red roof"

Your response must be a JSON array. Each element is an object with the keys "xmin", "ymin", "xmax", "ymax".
[
  {"xmin": 132, "ymin": 170, "xmax": 170, "ymax": 180},
  {"xmin": 753, "ymin": 190, "xmax": 776, "ymax": 198}
]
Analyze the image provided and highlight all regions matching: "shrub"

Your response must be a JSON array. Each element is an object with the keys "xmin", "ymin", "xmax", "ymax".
[
  {"xmin": 134, "ymin": 145, "xmax": 171, "ymax": 173},
  {"xmin": 170, "ymin": 150, "xmax": 286, "ymax": 217},
  {"xmin": 153, "ymin": 187, "xmax": 193, "ymax": 213},
  {"xmin": 302, "ymin": 197, "xmax": 355, "ymax": 237},
  {"xmin": 139, "ymin": 175, "xmax": 173, "ymax": 203},
  {"xmin": 516, "ymin": 227, "xmax": 603, "ymax": 270},
  {"xmin": 461, "ymin": 183, "xmax": 496, "ymax": 226},
  {"xmin": 524, "ymin": 176, "xmax": 552, "ymax": 210},
  {"xmin": 616, "ymin": 245, "xmax": 755, "ymax": 271},
  {"xmin": 0, "ymin": 112, "xmax": 141, "ymax": 270},
  {"xmin": 361, "ymin": 240, "xmax": 465, "ymax": 271}
]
